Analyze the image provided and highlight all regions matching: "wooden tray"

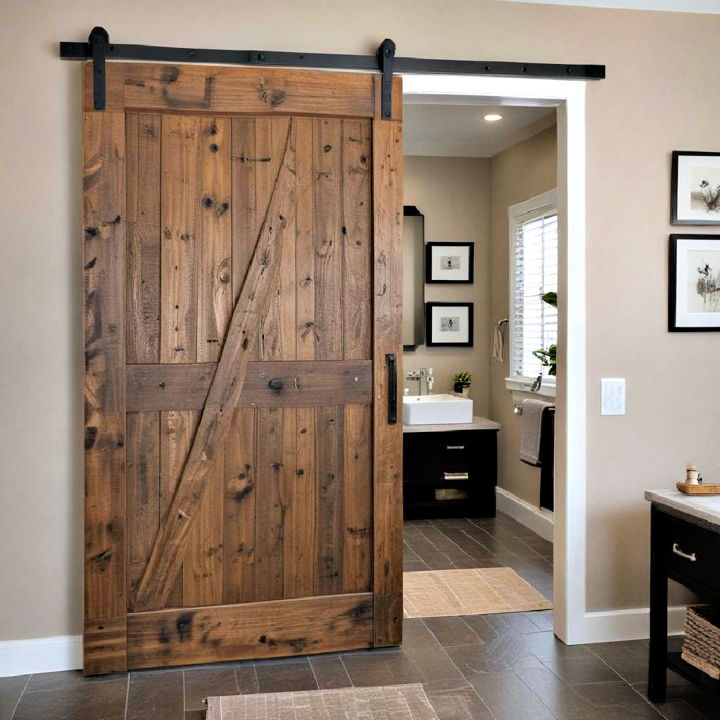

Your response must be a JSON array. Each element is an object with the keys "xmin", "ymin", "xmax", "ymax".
[{"xmin": 677, "ymin": 482, "xmax": 720, "ymax": 495}]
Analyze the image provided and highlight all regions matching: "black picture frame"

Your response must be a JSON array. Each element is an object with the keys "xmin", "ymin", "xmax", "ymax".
[
  {"xmin": 425, "ymin": 242, "xmax": 474, "ymax": 283},
  {"xmin": 425, "ymin": 302, "xmax": 474, "ymax": 347},
  {"xmin": 671, "ymin": 151, "xmax": 720, "ymax": 226},
  {"xmin": 669, "ymin": 234, "xmax": 720, "ymax": 332}
]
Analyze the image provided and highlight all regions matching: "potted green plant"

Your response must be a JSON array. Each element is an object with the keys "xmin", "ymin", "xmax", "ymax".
[{"xmin": 452, "ymin": 371, "xmax": 472, "ymax": 398}]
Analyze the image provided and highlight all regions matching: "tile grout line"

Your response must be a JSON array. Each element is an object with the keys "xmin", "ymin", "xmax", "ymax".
[
  {"xmin": 416, "ymin": 616, "xmax": 499, "ymax": 720},
  {"xmin": 9, "ymin": 673, "xmax": 31, "ymax": 720},
  {"xmin": 585, "ymin": 647, "xmax": 669, "ymax": 718},
  {"xmin": 337, "ymin": 656, "xmax": 355, "ymax": 689},
  {"xmin": 307, "ymin": 657, "xmax": 320, "ymax": 691},
  {"xmin": 430, "ymin": 526, "xmax": 489, "ymax": 567},
  {"xmin": 182, "ymin": 669, "xmax": 186, "ymax": 714},
  {"xmin": 123, "ymin": 672, "xmax": 130, "ymax": 720}
]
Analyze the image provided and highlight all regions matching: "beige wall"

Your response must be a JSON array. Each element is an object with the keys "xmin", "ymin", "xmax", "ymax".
[
  {"xmin": 488, "ymin": 126, "xmax": 557, "ymax": 506},
  {"xmin": 4, "ymin": 0, "xmax": 720, "ymax": 641},
  {"xmin": 403, "ymin": 156, "xmax": 490, "ymax": 414}
]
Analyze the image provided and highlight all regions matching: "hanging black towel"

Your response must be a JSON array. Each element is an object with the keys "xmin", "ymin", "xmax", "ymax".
[{"xmin": 539, "ymin": 406, "xmax": 555, "ymax": 512}]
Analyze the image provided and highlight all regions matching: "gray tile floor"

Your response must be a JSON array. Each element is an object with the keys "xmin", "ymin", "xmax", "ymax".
[{"xmin": 1, "ymin": 514, "xmax": 717, "ymax": 719}]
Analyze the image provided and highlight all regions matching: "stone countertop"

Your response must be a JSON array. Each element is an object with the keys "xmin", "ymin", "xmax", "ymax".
[
  {"xmin": 402, "ymin": 416, "xmax": 500, "ymax": 434},
  {"xmin": 645, "ymin": 488, "xmax": 720, "ymax": 529}
]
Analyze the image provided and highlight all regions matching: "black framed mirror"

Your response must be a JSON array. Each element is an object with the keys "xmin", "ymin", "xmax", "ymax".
[{"xmin": 403, "ymin": 205, "xmax": 425, "ymax": 349}]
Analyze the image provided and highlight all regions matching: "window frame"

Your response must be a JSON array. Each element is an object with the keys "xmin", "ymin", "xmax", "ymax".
[{"xmin": 506, "ymin": 189, "xmax": 558, "ymax": 393}]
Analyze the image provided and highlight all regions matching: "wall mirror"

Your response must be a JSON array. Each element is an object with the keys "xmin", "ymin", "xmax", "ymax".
[{"xmin": 403, "ymin": 205, "xmax": 425, "ymax": 349}]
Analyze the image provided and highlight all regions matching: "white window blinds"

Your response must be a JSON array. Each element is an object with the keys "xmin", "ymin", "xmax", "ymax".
[{"xmin": 510, "ymin": 195, "xmax": 558, "ymax": 382}]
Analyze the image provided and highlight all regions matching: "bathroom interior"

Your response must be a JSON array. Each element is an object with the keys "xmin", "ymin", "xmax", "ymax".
[{"xmin": 401, "ymin": 98, "xmax": 557, "ymax": 604}]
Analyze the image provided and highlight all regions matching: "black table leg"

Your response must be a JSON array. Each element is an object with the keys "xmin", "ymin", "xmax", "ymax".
[{"xmin": 648, "ymin": 504, "xmax": 668, "ymax": 703}]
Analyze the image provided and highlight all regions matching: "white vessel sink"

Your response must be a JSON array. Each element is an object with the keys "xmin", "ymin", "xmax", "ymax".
[{"xmin": 402, "ymin": 394, "xmax": 473, "ymax": 425}]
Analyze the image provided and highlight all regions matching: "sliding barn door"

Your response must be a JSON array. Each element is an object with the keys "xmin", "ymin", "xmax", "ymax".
[{"xmin": 82, "ymin": 62, "xmax": 403, "ymax": 674}]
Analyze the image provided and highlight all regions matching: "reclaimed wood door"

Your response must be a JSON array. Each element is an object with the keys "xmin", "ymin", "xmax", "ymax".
[{"xmin": 82, "ymin": 62, "xmax": 403, "ymax": 674}]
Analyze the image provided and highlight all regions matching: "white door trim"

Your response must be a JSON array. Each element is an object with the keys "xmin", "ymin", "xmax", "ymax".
[{"xmin": 402, "ymin": 74, "xmax": 587, "ymax": 644}]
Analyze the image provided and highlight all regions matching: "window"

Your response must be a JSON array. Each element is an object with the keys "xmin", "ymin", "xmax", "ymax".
[{"xmin": 508, "ymin": 190, "xmax": 558, "ymax": 386}]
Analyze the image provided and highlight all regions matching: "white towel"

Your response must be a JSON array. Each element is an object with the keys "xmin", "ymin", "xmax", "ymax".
[{"xmin": 520, "ymin": 399, "xmax": 554, "ymax": 465}]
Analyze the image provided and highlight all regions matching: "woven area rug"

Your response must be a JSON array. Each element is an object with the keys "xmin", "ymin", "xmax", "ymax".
[
  {"xmin": 403, "ymin": 567, "xmax": 552, "ymax": 618},
  {"xmin": 206, "ymin": 684, "xmax": 438, "ymax": 720}
]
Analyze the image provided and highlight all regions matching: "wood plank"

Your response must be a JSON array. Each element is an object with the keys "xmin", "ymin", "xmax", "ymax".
[
  {"xmin": 126, "ymin": 360, "xmax": 372, "ymax": 411},
  {"xmin": 127, "ymin": 593, "xmax": 373, "ymax": 670},
  {"xmin": 341, "ymin": 119, "xmax": 373, "ymax": 360},
  {"xmin": 83, "ymin": 110, "xmax": 127, "ymax": 674},
  {"xmin": 183, "ymin": 458, "xmax": 223, "ymax": 607},
  {"xmin": 283, "ymin": 408, "xmax": 315, "ymax": 598},
  {"xmin": 231, "ymin": 118, "xmax": 257, "ymax": 301},
  {"xmin": 372, "ymin": 115, "xmax": 404, "ymax": 647},
  {"xmin": 84, "ymin": 617, "xmax": 128, "ymax": 676},
  {"xmin": 342, "ymin": 404, "xmax": 372, "ymax": 594},
  {"xmin": 313, "ymin": 119, "xmax": 343, "ymax": 360},
  {"xmin": 197, "ymin": 117, "xmax": 232, "ymax": 362},
  {"xmin": 295, "ymin": 117, "xmax": 316, "ymax": 360},
  {"xmin": 253, "ymin": 408, "xmax": 284, "ymax": 601},
  {"xmin": 261, "ymin": 119, "xmax": 295, "ymax": 361},
  {"xmin": 315, "ymin": 406, "xmax": 344, "ymax": 596},
  {"xmin": 126, "ymin": 113, "xmax": 161, "ymax": 363},
  {"xmin": 160, "ymin": 114, "xmax": 200, "ymax": 363},
  {"xmin": 134, "ymin": 121, "xmax": 295, "ymax": 611},
  {"xmin": 255, "ymin": 119, "xmax": 277, "ymax": 361},
  {"xmin": 160, "ymin": 410, "xmax": 198, "ymax": 607},
  {"xmin": 86, "ymin": 63, "xmax": 377, "ymax": 118},
  {"xmin": 223, "ymin": 408, "xmax": 257, "ymax": 604},
  {"xmin": 127, "ymin": 412, "xmax": 160, "ymax": 608}
]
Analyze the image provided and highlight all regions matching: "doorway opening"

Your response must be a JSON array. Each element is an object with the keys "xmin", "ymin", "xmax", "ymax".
[{"xmin": 399, "ymin": 75, "xmax": 587, "ymax": 645}]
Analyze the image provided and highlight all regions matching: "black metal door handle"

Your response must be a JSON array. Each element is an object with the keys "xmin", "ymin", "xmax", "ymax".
[
  {"xmin": 386, "ymin": 353, "xmax": 397, "ymax": 425},
  {"xmin": 268, "ymin": 378, "xmax": 284, "ymax": 391}
]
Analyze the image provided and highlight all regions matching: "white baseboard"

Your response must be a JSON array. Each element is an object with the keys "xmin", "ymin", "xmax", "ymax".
[
  {"xmin": 495, "ymin": 486, "xmax": 554, "ymax": 542},
  {"xmin": 580, "ymin": 606, "xmax": 686, "ymax": 644},
  {"xmin": 0, "ymin": 634, "xmax": 82, "ymax": 677}
]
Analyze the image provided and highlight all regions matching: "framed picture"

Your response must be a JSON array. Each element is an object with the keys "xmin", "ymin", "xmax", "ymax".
[
  {"xmin": 425, "ymin": 242, "xmax": 474, "ymax": 283},
  {"xmin": 425, "ymin": 302, "xmax": 474, "ymax": 346},
  {"xmin": 671, "ymin": 151, "xmax": 720, "ymax": 225},
  {"xmin": 669, "ymin": 235, "xmax": 720, "ymax": 331}
]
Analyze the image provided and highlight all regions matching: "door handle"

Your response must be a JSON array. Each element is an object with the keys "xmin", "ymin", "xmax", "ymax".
[
  {"xmin": 386, "ymin": 353, "xmax": 397, "ymax": 425},
  {"xmin": 267, "ymin": 378, "xmax": 284, "ymax": 391},
  {"xmin": 672, "ymin": 543, "xmax": 697, "ymax": 562}
]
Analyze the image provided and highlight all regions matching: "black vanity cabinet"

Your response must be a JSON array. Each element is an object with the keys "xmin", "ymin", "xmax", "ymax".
[{"xmin": 403, "ymin": 420, "xmax": 499, "ymax": 519}]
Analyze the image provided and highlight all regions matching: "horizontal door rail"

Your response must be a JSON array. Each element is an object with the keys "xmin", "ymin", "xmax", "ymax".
[
  {"xmin": 126, "ymin": 360, "xmax": 373, "ymax": 412},
  {"xmin": 60, "ymin": 27, "xmax": 605, "ymax": 116}
]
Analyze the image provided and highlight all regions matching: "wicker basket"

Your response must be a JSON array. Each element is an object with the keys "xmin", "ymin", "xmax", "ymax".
[{"xmin": 682, "ymin": 605, "xmax": 720, "ymax": 679}]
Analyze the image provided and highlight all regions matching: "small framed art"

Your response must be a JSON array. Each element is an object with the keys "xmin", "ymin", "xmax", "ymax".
[
  {"xmin": 671, "ymin": 151, "xmax": 720, "ymax": 225},
  {"xmin": 425, "ymin": 302, "xmax": 474, "ymax": 346},
  {"xmin": 425, "ymin": 242, "xmax": 474, "ymax": 283},
  {"xmin": 669, "ymin": 234, "xmax": 720, "ymax": 331}
]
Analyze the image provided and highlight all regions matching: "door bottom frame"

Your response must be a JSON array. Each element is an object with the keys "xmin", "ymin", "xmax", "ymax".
[{"xmin": 402, "ymin": 74, "xmax": 588, "ymax": 645}]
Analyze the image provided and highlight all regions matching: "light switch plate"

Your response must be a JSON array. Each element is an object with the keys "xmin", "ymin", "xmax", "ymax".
[{"xmin": 601, "ymin": 378, "xmax": 625, "ymax": 416}]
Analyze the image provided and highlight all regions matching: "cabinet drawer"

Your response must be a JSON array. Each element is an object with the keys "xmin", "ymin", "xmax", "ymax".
[
  {"xmin": 661, "ymin": 512, "xmax": 720, "ymax": 589},
  {"xmin": 403, "ymin": 430, "xmax": 496, "ymax": 483}
]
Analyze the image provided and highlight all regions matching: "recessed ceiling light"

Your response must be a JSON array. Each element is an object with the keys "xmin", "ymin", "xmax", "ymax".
[{"xmin": 484, "ymin": 113, "xmax": 503, "ymax": 122}]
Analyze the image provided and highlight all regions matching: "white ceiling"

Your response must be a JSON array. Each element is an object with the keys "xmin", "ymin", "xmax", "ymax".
[
  {"xmin": 403, "ymin": 103, "xmax": 556, "ymax": 158},
  {"xmin": 499, "ymin": 0, "xmax": 720, "ymax": 13}
]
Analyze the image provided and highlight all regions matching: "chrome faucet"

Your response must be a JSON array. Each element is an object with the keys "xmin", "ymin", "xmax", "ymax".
[
  {"xmin": 420, "ymin": 367, "xmax": 434, "ymax": 395},
  {"xmin": 405, "ymin": 370, "xmax": 422, "ymax": 395}
]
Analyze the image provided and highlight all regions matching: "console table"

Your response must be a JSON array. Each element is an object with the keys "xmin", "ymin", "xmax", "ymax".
[{"xmin": 646, "ymin": 489, "xmax": 720, "ymax": 703}]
